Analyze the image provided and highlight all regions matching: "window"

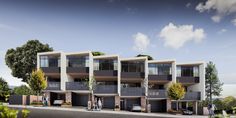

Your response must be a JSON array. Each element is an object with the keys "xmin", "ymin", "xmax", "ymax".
[
  {"xmin": 121, "ymin": 61, "xmax": 145, "ymax": 72},
  {"xmin": 193, "ymin": 66, "xmax": 199, "ymax": 77},
  {"xmin": 148, "ymin": 64, "xmax": 158, "ymax": 75},
  {"xmin": 157, "ymin": 64, "xmax": 171, "ymax": 75},
  {"xmin": 48, "ymin": 57, "xmax": 60, "ymax": 67},
  {"xmin": 181, "ymin": 66, "xmax": 194, "ymax": 77},
  {"xmin": 94, "ymin": 59, "xmax": 117, "ymax": 70},
  {"xmin": 93, "ymin": 60, "xmax": 99, "ymax": 70},
  {"xmin": 85, "ymin": 56, "xmax": 89, "ymax": 67},
  {"xmin": 67, "ymin": 56, "xmax": 87, "ymax": 67},
  {"xmin": 40, "ymin": 56, "xmax": 48, "ymax": 67},
  {"xmin": 177, "ymin": 66, "xmax": 181, "ymax": 77},
  {"xmin": 148, "ymin": 63, "xmax": 171, "ymax": 75}
]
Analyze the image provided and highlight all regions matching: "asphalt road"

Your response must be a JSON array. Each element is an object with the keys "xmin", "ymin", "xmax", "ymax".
[{"xmin": 12, "ymin": 107, "xmax": 174, "ymax": 118}]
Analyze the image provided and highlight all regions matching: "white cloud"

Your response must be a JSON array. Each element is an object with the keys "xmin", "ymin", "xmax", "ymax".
[
  {"xmin": 132, "ymin": 32, "xmax": 150, "ymax": 52},
  {"xmin": 159, "ymin": 23, "xmax": 205, "ymax": 49},
  {"xmin": 186, "ymin": 3, "xmax": 191, "ymax": 8},
  {"xmin": 196, "ymin": 0, "xmax": 236, "ymax": 23},
  {"xmin": 218, "ymin": 28, "xmax": 227, "ymax": 34},
  {"xmin": 232, "ymin": 18, "xmax": 236, "ymax": 26},
  {"xmin": 211, "ymin": 15, "xmax": 221, "ymax": 23}
]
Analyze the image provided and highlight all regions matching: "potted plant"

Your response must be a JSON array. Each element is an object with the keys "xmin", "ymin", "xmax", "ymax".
[
  {"xmin": 114, "ymin": 104, "xmax": 120, "ymax": 111},
  {"xmin": 61, "ymin": 102, "xmax": 72, "ymax": 108}
]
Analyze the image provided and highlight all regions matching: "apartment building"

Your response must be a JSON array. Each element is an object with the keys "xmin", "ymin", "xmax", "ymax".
[{"xmin": 37, "ymin": 51, "xmax": 205, "ymax": 114}]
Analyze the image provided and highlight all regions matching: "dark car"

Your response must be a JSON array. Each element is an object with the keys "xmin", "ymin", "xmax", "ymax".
[{"xmin": 182, "ymin": 109, "xmax": 193, "ymax": 115}]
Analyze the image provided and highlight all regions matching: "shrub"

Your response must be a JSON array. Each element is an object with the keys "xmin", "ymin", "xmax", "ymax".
[
  {"xmin": 62, "ymin": 102, "xmax": 71, "ymax": 105},
  {"xmin": 22, "ymin": 109, "xmax": 30, "ymax": 118},
  {"xmin": 30, "ymin": 101, "xmax": 43, "ymax": 105},
  {"xmin": 0, "ymin": 105, "xmax": 18, "ymax": 118}
]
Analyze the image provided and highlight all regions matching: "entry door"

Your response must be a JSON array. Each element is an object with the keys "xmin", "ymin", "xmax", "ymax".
[{"xmin": 120, "ymin": 99, "xmax": 125, "ymax": 110}]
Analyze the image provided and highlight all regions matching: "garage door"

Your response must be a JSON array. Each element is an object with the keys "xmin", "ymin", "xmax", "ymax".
[
  {"xmin": 149, "ymin": 100, "xmax": 166, "ymax": 112},
  {"xmin": 102, "ymin": 97, "xmax": 115, "ymax": 109},
  {"xmin": 72, "ymin": 93, "xmax": 88, "ymax": 107},
  {"xmin": 126, "ymin": 98, "xmax": 140, "ymax": 111}
]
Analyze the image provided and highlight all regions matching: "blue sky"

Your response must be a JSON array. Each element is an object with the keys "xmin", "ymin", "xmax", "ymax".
[{"xmin": 0, "ymin": 0, "xmax": 236, "ymax": 97}]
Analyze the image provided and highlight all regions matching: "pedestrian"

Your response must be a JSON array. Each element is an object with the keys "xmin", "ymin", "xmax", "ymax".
[
  {"xmin": 45, "ymin": 95, "xmax": 48, "ymax": 106},
  {"xmin": 211, "ymin": 104, "xmax": 216, "ymax": 116},
  {"xmin": 207, "ymin": 104, "xmax": 212, "ymax": 117},
  {"xmin": 98, "ymin": 98, "xmax": 102, "ymax": 111}
]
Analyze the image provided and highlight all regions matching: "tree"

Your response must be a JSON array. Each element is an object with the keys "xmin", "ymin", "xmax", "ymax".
[
  {"xmin": 205, "ymin": 61, "xmax": 223, "ymax": 104},
  {"xmin": 5, "ymin": 40, "xmax": 53, "ymax": 83},
  {"xmin": 136, "ymin": 54, "xmax": 153, "ymax": 60},
  {"xmin": 85, "ymin": 76, "xmax": 97, "ymax": 110},
  {"xmin": 0, "ymin": 77, "xmax": 10, "ymax": 102},
  {"xmin": 28, "ymin": 69, "xmax": 47, "ymax": 102},
  {"xmin": 13, "ymin": 85, "xmax": 34, "ymax": 95},
  {"xmin": 222, "ymin": 96, "xmax": 236, "ymax": 111},
  {"xmin": 92, "ymin": 51, "xmax": 105, "ymax": 56},
  {"xmin": 167, "ymin": 82, "xmax": 186, "ymax": 111}
]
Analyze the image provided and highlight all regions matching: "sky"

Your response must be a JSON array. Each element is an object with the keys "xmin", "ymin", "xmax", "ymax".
[{"xmin": 0, "ymin": 0, "xmax": 236, "ymax": 97}]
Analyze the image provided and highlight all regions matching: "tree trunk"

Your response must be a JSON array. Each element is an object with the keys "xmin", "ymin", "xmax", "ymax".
[
  {"xmin": 37, "ymin": 92, "xmax": 39, "ymax": 102},
  {"xmin": 176, "ymin": 100, "xmax": 178, "ymax": 111}
]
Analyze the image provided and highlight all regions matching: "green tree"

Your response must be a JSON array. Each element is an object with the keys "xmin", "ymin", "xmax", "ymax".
[
  {"xmin": 167, "ymin": 82, "xmax": 186, "ymax": 111},
  {"xmin": 5, "ymin": 40, "xmax": 53, "ymax": 83},
  {"xmin": 0, "ymin": 77, "xmax": 10, "ymax": 102},
  {"xmin": 85, "ymin": 77, "xmax": 97, "ymax": 109},
  {"xmin": 28, "ymin": 69, "xmax": 47, "ymax": 102},
  {"xmin": 222, "ymin": 96, "xmax": 236, "ymax": 111},
  {"xmin": 92, "ymin": 51, "xmax": 105, "ymax": 56},
  {"xmin": 205, "ymin": 61, "xmax": 223, "ymax": 104},
  {"xmin": 13, "ymin": 85, "xmax": 34, "ymax": 95},
  {"xmin": 136, "ymin": 54, "xmax": 153, "ymax": 60}
]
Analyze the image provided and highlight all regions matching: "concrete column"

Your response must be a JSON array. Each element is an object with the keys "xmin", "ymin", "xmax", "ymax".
[
  {"xmin": 65, "ymin": 92, "xmax": 72, "ymax": 103},
  {"xmin": 186, "ymin": 102, "xmax": 188, "ymax": 108},
  {"xmin": 141, "ymin": 97, "xmax": 146, "ymax": 111},
  {"xmin": 115, "ymin": 95, "xmax": 120, "ymax": 109},
  {"xmin": 192, "ymin": 101, "xmax": 198, "ymax": 115},
  {"xmin": 166, "ymin": 99, "xmax": 171, "ymax": 111}
]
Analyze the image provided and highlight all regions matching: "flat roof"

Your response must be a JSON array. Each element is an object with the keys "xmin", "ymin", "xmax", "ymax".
[
  {"xmin": 176, "ymin": 61, "xmax": 205, "ymax": 66},
  {"xmin": 93, "ymin": 55, "xmax": 119, "ymax": 59},
  {"xmin": 148, "ymin": 59, "xmax": 175, "ymax": 63},
  {"xmin": 120, "ymin": 57, "xmax": 147, "ymax": 61}
]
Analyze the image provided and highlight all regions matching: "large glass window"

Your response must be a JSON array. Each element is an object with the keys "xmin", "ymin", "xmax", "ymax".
[
  {"xmin": 49, "ymin": 57, "xmax": 60, "ymax": 67},
  {"xmin": 121, "ymin": 61, "xmax": 144, "ymax": 72},
  {"xmin": 148, "ymin": 64, "xmax": 158, "ymax": 75},
  {"xmin": 148, "ymin": 63, "xmax": 171, "ymax": 75},
  {"xmin": 40, "ymin": 56, "xmax": 48, "ymax": 67},
  {"xmin": 181, "ymin": 66, "xmax": 194, "ymax": 77},
  {"xmin": 193, "ymin": 66, "xmax": 199, "ymax": 77},
  {"xmin": 67, "ymin": 56, "xmax": 87, "ymax": 67},
  {"xmin": 94, "ymin": 59, "xmax": 117, "ymax": 70}
]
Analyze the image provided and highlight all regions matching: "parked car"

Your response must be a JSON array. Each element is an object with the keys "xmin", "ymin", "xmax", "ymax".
[
  {"xmin": 131, "ymin": 104, "xmax": 141, "ymax": 112},
  {"xmin": 182, "ymin": 109, "xmax": 193, "ymax": 115}
]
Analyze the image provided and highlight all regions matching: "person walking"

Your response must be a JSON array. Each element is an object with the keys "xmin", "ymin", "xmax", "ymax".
[{"xmin": 98, "ymin": 98, "xmax": 102, "ymax": 111}]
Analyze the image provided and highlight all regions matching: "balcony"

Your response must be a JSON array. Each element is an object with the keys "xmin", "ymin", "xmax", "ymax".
[
  {"xmin": 66, "ymin": 67, "xmax": 89, "ymax": 74},
  {"xmin": 148, "ymin": 75, "xmax": 172, "ymax": 82},
  {"xmin": 46, "ymin": 82, "xmax": 60, "ymax": 90},
  {"xmin": 121, "ymin": 87, "xmax": 145, "ymax": 96},
  {"xmin": 177, "ymin": 77, "xmax": 199, "ymax": 84},
  {"xmin": 94, "ymin": 85, "xmax": 117, "ymax": 94},
  {"xmin": 41, "ymin": 67, "xmax": 60, "ymax": 73},
  {"xmin": 94, "ymin": 70, "xmax": 117, "ymax": 77},
  {"xmin": 121, "ymin": 72, "xmax": 145, "ymax": 79},
  {"xmin": 148, "ymin": 89, "xmax": 167, "ymax": 98},
  {"xmin": 182, "ymin": 92, "xmax": 201, "ymax": 100},
  {"xmin": 66, "ymin": 82, "xmax": 89, "ymax": 90}
]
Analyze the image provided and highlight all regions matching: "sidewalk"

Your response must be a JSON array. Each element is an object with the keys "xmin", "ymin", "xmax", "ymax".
[{"xmin": 7, "ymin": 105, "xmax": 207, "ymax": 118}]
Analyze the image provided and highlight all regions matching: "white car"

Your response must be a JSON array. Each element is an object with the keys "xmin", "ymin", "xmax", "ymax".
[{"xmin": 131, "ymin": 104, "xmax": 141, "ymax": 112}]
